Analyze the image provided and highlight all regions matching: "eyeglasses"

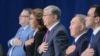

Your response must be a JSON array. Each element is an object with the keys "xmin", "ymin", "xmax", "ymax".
[
  {"xmin": 43, "ymin": 14, "xmax": 53, "ymax": 17},
  {"xmin": 87, "ymin": 15, "xmax": 96, "ymax": 18},
  {"xmin": 19, "ymin": 15, "xmax": 30, "ymax": 18}
]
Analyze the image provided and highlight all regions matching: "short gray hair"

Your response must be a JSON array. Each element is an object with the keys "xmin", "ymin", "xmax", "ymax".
[
  {"xmin": 75, "ymin": 14, "xmax": 86, "ymax": 26},
  {"xmin": 43, "ymin": 5, "xmax": 61, "ymax": 20},
  {"xmin": 75, "ymin": 14, "xmax": 88, "ymax": 31}
]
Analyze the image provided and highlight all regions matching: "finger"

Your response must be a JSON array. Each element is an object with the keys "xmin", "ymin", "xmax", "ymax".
[
  {"xmin": 44, "ymin": 45, "xmax": 48, "ymax": 48},
  {"xmin": 15, "ymin": 39, "xmax": 21, "ymax": 42},
  {"xmin": 31, "ymin": 38, "xmax": 34, "ymax": 40},
  {"xmin": 16, "ymin": 38, "xmax": 20, "ymax": 40},
  {"xmin": 43, "ymin": 50, "xmax": 47, "ymax": 53},
  {"xmin": 44, "ymin": 45, "xmax": 48, "ymax": 47},
  {"xmin": 88, "ymin": 48, "xmax": 94, "ymax": 52},
  {"xmin": 43, "ymin": 42, "xmax": 48, "ymax": 44},
  {"xmin": 29, "ymin": 38, "xmax": 34, "ymax": 40},
  {"xmin": 43, "ymin": 48, "xmax": 48, "ymax": 52},
  {"xmin": 18, "ymin": 40, "xmax": 22, "ymax": 44},
  {"xmin": 44, "ymin": 43, "xmax": 48, "ymax": 46},
  {"xmin": 91, "ymin": 52, "xmax": 94, "ymax": 55},
  {"xmin": 88, "ymin": 52, "xmax": 94, "ymax": 56},
  {"xmin": 44, "ymin": 47, "xmax": 48, "ymax": 51},
  {"xmin": 90, "ymin": 48, "xmax": 94, "ymax": 51},
  {"xmin": 30, "ymin": 39, "xmax": 34, "ymax": 42}
]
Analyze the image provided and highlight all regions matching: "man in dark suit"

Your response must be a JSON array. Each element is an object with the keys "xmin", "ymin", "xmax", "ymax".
[
  {"xmin": 38, "ymin": 5, "xmax": 69, "ymax": 56},
  {"xmin": 81, "ymin": 5, "xmax": 100, "ymax": 56},
  {"xmin": 65, "ymin": 14, "xmax": 90, "ymax": 56}
]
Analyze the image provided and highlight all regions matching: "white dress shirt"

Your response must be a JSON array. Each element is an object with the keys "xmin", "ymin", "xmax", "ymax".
[
  {"xmin": 74, "ymin": 31, "xmax": 87, "ymax": 43},
  {"xmin": 93, "ymin": 26, "xmax": 100, "ymax": 35},
  {"xmin": 48, "ymin": 21, "xmax": 59, "ymax": 31}
]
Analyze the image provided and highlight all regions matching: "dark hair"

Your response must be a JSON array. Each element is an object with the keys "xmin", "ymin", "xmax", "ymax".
[
  {"xmin": 90, "ymin": 5, "xmax": 100, "ymax": 17},
  {"xmin": 23, "ymin": 8, "xmax": 32, "ymax": 15},
  {"xmin": 31, "ymin": 8, "xmax": 47, "ymax": 31}
]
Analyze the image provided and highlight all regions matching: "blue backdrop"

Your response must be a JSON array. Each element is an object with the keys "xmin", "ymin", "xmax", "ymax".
[{"xmin": 0, "ymin": 0, "xmax": 100, "ymax": 54}]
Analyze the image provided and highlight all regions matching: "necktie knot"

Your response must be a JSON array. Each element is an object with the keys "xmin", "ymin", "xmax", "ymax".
[
  {"xmin": 72, "ymin": 41, "xmax": 76, "ymax": 45},
  {"xmin": 18, "ymin": 28, "xmax": 24, "ymax": 37}
]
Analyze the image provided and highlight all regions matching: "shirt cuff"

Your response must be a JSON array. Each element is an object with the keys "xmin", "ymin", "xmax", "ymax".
[
  {"xmin": 38, "ymin": 48, "xmax": 43, "ymax": 54},
  {"xmin": 9, "ymin": 38, "xmax": 15, "ymax": 46}
]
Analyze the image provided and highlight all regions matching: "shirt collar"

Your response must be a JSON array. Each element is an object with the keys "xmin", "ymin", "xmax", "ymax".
[
  {"xmin": 93, "ymin": 26, "xmax": 100, "ymax": 35},
  {"xmin": 33, "ymin": 30, "xmax": 37, "ymax": 37},
  {"xmin": 48, "ymin": 21, "xmax": 59, "ymax": 31},
  {"xmin": 75, "ymin": 31, "xmax": 87, "ymax": 42},
  {"xmin": 22, "ymin": 25, "xmax": 29, "ymax": 30}
]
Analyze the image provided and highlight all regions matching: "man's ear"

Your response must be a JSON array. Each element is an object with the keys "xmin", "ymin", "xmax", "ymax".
[
  {"xmin": 53, "ymin": 15, "xmax": 57, "ymax": 21},
  {"xmin": 95, "ymin": 16, "xmax": 100, "ymax": 23},
  {"xmin": 80, "ymin": 24, "xmax": 84, "ymax": 31}
]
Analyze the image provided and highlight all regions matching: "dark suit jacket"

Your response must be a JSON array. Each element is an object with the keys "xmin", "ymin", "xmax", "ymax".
[
  {"xmin": 70, "ymin": 32, "xmax": 90, "ymax": 56},
  {"xmin": 90, "ymin": 30, "xmax": 100, "ymax": 56},
  {"xmin": 41, "ymin": 23, "xmax": 69, "ymax": 56},
  {"xmin": 24, "ymin": 29, "xmax": 47, "ymax": 56},
  {"xmin": 0, "ymin": 44, "xmax": 3, "ymax": 56}
]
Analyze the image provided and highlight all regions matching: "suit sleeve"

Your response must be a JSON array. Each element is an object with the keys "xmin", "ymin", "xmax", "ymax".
[
  {"xmin": 97, "ymin": 38, "xmax": 100, "ymax": 56},
  {"xmin": 53, "ymin": 30, "xmax": 69, "ymax": 56},
  {"xmin": 0, "ymin": 44, "xmax": 3, "ymax": 56},
  {"xmin": 24, "ymin": 31, "xmax": 45, "ymax": 56},
  {"xmin": 24, "ymin": 42, "xmax": 35, "ymax": 56},
  {"xmin": 33, "ymin": 32, "xmax": 45, "ymax": 56},
  {"xmin": 79, "ymin": 39, "xmax": 89, "ymax": 56},
  {"xmin": 8, "ymin": 27, "xmax": 21, "ymax": 47}
]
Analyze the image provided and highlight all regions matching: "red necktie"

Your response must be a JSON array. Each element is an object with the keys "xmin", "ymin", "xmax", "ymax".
[{"xmin": 44, "ymin": 30, "xmax": 49, "ymax": 42}]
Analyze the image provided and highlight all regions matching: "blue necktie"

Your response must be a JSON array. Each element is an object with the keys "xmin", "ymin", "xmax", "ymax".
[
  {"xmin": 72, "ymin": 41, "xmax": 76, "ymax": 45},
  {"xmin": 88, "ymin": 34, "xmax": 94, "ymax": 48}
]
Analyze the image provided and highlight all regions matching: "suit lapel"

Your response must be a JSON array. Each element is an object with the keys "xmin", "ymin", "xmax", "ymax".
[
  {"xmin": 75, "ymin": 32, "xmax": 88, "ymax": 46},
  {"xmin": 46, "ymin": 23, "xmax": 61, "ymax": 43},
  {"xmin": 91, "ymin": 30, "xmax": 100, "ymax": 45}
]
